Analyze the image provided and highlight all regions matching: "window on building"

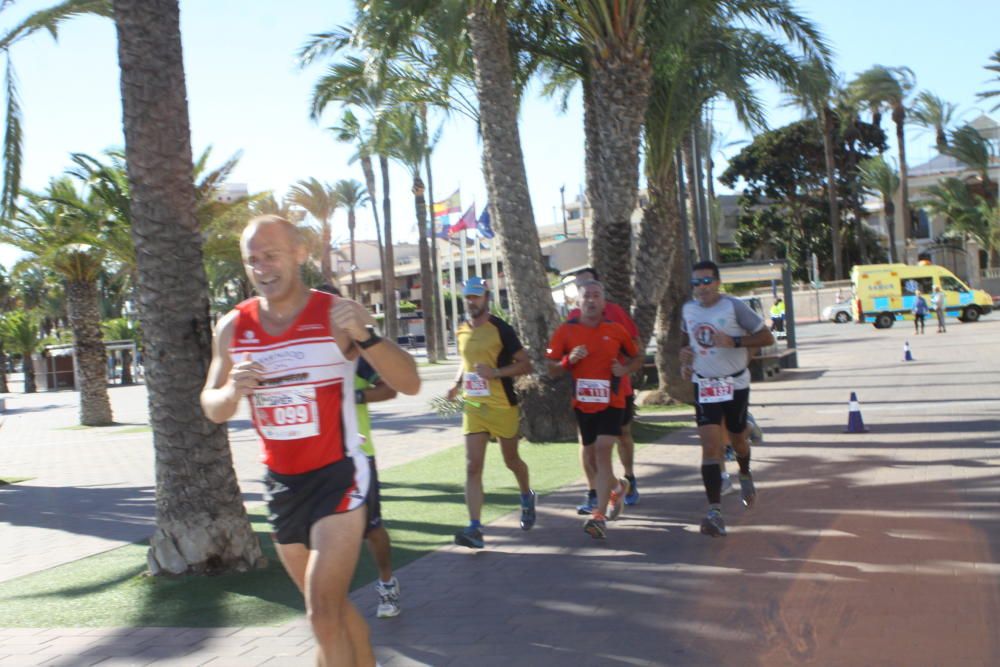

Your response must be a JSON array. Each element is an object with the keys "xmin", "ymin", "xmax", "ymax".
[{"xmin": 912, "ymin": 209, "xmax": 931, "ymax": 239}]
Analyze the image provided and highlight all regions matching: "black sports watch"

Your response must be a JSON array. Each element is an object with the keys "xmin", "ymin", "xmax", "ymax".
[
  {"xmin": 732, "ymin": 336, "xmax": 742, "ymax": 348},
  {"xmin": 357, "ymin": 325, "xmax": 383, "ymax": 350}
]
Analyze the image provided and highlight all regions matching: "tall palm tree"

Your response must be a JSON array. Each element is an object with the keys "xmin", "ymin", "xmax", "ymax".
[
  {"xmin": 307, "ymin": 56, "xmax": 401, "ymax": 340},
  {"xmin": 111, "ymin": 0, "xmax": 264, "ymax": 576},
  {"xmin": 0, "ymin": 310, "xmax": 39, "ymax": 393},
  {"xmin": 849, "ymin": 65, "xmax": 916, "ymax": 247},
  {"xmin": 2, "ymin": 178, "xmax": 114, "ymax": 424},
  {"xmin": 0, "ymin": 0, "xmax": 113, "ymax": 218},
  {"xmin": 911, "ymin": 91, "xmax": 957, "ymax": 154},
  {"xmin": 945, "ymin": 124, "xmax": 996, "ymax": 202},
  {"xmin": 385, "ymin": 107, "xmax": 440, "ymax": 362},
  {"xmin": 0, "ymin": 266, "xmax": 11, "ymax": 393},
  {"xmin": 287, "ymin": 178, "xmax": 339, "ymax": 285},
  {"xmin": 976, "ymin": 48, "xmax": 1000, "ymax": 112},
  {"xmin": 857, "ymin": 156, "xmax": 900, "ymax": 262},
  {"xmin": 788, "ymin": 59, "xmax": 845, "ymax": 279},
  {"xmin": 553, "ymin": 0, "xmax": 651, "ymax": 310},
  {"xmin": 332, "ymin": 179, "xmax": 369, "ymax": 300}
]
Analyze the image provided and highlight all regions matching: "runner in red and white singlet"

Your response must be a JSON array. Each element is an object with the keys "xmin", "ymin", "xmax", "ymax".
[{"xmin": 201, "ymin": 215, "xmax": 420, "ymax": 667}]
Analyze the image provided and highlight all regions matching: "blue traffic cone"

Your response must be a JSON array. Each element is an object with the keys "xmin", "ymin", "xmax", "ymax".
[
  {"xmin": 845, "ymin": 392, "xmax": 868, "ymax": 433},
  {"xmin": 903, "ymin": 341, "xmax": 914, "ymax": 362}
]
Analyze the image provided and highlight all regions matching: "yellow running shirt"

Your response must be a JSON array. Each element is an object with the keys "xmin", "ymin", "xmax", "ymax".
[{"xmin": 456, "ymin": 315, "xmax": 523, "ymax": 409}]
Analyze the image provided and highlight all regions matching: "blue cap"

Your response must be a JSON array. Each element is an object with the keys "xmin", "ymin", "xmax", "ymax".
[{"xmin": 463, "ymin": 276, "xmax": 488, "ymax": 296}]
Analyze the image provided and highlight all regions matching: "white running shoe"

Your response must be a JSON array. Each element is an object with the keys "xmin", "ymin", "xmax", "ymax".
[
  {"xmin": 721, "ymin": 471, "xmax": 736, "ymax": 496},
  {"xmin": 375, "ymin": 577, "xmax": 401, "ymax": 618}
]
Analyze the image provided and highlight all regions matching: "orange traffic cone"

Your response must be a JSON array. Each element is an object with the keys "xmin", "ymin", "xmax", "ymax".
[
  {"xmin": 903, "ymin": 341, "xmax": 914, "ymax": 362},
  {"xmin": 845, "ymin": 391, "xmax": 868, "ymax": 433}
]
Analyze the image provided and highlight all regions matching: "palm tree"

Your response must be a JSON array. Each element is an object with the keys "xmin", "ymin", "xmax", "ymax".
[
  {"xmin": 922, "ymin": 177, "xmax": 999, "ymax": 268},
  {"xmin": 385, "ymin": 107, "xmax": 440, "ymax": 362},
  {"xmin": 111, "ymin": 0, "xmax": 264, "ymax": 576},
  {"xmin": 0, "ymin": 310, "xmax": 39, "ymax": 393},
  {"xmin": 553, "ymin": 0, "xmax": 651, "ymax": 310},
  {"xmin": 976, "ymin": 48, "xmax": 1000, "ymax": 112},
  {"xmin": 0, "ymin": 0, "xmax": 113, "ymax": 218},
  {"xmin": 857, "ymin": 156, "xmax": 900, "ymax": 262},
  {"xmin": 0, "ymin": 266, "xmax": 10, "ymax": 393},
  {"xmin": 287, "ymin": 178, "xmax": 339, "ymax": 285},
  {"xmin": 307, "ymin": 56, "xmax": 401, "ymax": 340},
  {"xmin": 944, "ymin": 125, "xmax": 996, "ymax": 203},
  {"xmin": 332, "ymin": 179, "xmax": 369, "ymax": 301},
  {"xmin": 911, "ymin": 91, "xmax": 957, "ymax": 154},
  {"xmin": 789, "ymin": 59, "xmax": 846, "ymax": 279},
  {"xmin": 849, "ymin": 65, "xmax": 916, "ymax": 247},
  {"xmin": 2, "ymin": 178, "xmax": 114, "ymax": 425}
]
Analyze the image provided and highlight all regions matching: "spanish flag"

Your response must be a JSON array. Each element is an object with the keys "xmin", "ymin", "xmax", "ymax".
[{"xmin": 432, "ymin": 190, "xmax": 461, "ymax": 218}]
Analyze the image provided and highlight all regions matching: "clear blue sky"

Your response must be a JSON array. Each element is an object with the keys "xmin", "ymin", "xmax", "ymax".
[{"xmin": 1, "ymin": 0, "xmax": 998, "ymax": 270}]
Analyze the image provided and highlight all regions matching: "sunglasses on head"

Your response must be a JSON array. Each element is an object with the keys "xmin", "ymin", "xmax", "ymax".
[{"xmin": 690, "ymin": 276, "xmax": 716, "ymax": 286}]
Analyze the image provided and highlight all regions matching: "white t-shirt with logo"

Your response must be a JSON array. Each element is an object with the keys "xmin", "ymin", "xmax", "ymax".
[{"xmin": 682, "ymin": 295, "xmax": 766, "ymax": 390}]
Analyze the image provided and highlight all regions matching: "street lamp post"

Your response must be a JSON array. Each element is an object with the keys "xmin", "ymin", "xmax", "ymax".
[{"xmin": 559, "ymin": 185, "xmax": 568, "ymax": 237}]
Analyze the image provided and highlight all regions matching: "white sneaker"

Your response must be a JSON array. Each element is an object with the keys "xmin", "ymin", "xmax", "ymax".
[
  {"xmin": 721, "ymin": 471, "xmax": 736, "ymax": 496},
  {"xmin": 375, "ymin": 577, "xmax": 401, "ymax": 618}
]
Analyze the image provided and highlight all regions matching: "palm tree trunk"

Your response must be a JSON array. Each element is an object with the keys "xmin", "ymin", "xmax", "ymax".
[
  {"xmin": 65, "ymin": 279, "xmax": 113, "ymax": 426},
  {"xmin": 705, "ymin": 147, "xmax": 718, "ymax": 262},
  {"xmin": 21, "ymin": 351, "xmax": 35, "ymax": 394},
  {"xmin": 112, "ymin": 0, "xmax": 264, "ymax": 576},
  {"xmin": 467, "ymin": 0, "xmax": 574, "ymax": 441},
  {"xmin": 884, "ymin": 199, "xmax": 898, "ymax": 263},
  {"xmin": 894, "ymin": 107, "xmax": 911, "ymax": 243},
  {"xmin": 693, "ymin": 118, "xmax": 711, "ymax": 261},
  {"xmin": 120, "ymin": 348, "xmax": 133, "ymax": 385},
  {"xmin": 348, "ymin": 210, "xmax": 358, "ymax": 300},
  {"xmin": 683, "ymin": 134, "xmax": 705, "ymax": 260},
  {"xmin": 379, "ymin": 155, "xmax": 398, "ymax": 341},
  {"xmin": 412, "ymin": 173, "xmax": 438, "ymax": 363},
  {"xmin": 320, "ymin": 220, "xmax": 332, "ymax": 284},
  {"xmin": 587, "ymin": 49, "xmax": 649, "ymax": 311},
  {"xmin": 822, "ymin": 107, "xmax": 843, "ymax": 279},
  {"xmin": 360, "ymin": 155, "xmax": 386, "ymax": 279},
  {"xmin": 424, "ymin": 149, "xmax": 446, "ymax": 359},
  {"xmin": 632, "ymin": 160, "xmax": 679, "ymax": 348},
  {"xmin": 0, "ymin": 347, "xmax": 8, "ymax": 393}
]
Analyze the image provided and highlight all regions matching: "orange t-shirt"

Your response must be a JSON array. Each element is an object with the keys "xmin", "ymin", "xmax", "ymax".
[{"xmin": 546, "ymin": 320, "xmax": 639, "ymax": 413}]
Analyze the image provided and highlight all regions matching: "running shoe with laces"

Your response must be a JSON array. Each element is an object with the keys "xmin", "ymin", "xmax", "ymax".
[
  {"xmin": 607, "ymin": 478, "xmax": 630, "ymax": 520},
  {"xmin": 624, "ymin": 476, "xmax": 640, "ymax": 506},
  {"xmin": 454, "ymin": 525, "xmax": 485, "ymax": 549},
  {"xmin": 739, "ymin": 473, "xmax": 757, "ymax": 509},
  {"xmin": 374, "ymin": 577, "xmax": 401, "ymax": 618},
  {"xmin": 520, "ymin": 491, "xmax": 537, "ymax": 530},
  {"xmin": 721, "ymin": 470, "xmax": 736, "ymax": 496},
  {"xmin": 700, "ymin": 508, "xmax": 727, "ymax": 537},
  {"xmin": 576, "ymin": 492, "xmax": 597, "ymax": 516},
  {"xmin": 724, "ymin": 445, "xmax": 737, "ymax": 462},
  {"xmin": 583, "ymin": 515, "xmax": 607, "ymax": 539}
]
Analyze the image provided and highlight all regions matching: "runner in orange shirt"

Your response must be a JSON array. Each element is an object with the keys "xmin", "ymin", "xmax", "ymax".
[{"xmin": 547, "ymin": 281, "xmax": 642, "ymax": 539}]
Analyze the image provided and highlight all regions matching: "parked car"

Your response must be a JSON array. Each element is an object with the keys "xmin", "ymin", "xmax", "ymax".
[{"xmin": 822, "ymin": 302, "xmax": 853, "ymax": 323}]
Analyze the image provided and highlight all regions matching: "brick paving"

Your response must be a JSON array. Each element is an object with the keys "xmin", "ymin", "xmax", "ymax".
[{"xmin": 2, "ymin": 323, "xmax": 999, "ymax": 666}]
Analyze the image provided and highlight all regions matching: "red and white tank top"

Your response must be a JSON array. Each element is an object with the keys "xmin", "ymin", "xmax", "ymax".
[{"xmin": 230, "ymin": 290, "xmax": 360, "ymax": 475}]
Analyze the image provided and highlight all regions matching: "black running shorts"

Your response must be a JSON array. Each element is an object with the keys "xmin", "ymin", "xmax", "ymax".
[
  {"xmin": 692, "ymin": 384, "xmax": 751, "ymax": 434},
  {"xmin": 264, "ymin": 458, "xmax": 367, "ymax": 547},
  {"xmin": 574, "ymin": 407, "xmax": 624, "ymax": 446},
  {"xmin": 621, "ymin": 393, "xmax": 636, "ymax": 427},
  {"xmin": 364, "ymin": 455, "xmax": 382, "ymax": 535}
]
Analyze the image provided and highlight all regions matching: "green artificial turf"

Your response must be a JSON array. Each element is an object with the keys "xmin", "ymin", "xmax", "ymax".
[
  {"xmin": 0, "ymin": 419, "xmax": 687, "ymax": 627},
  {"xmin": 0, "ymin": 476, "xmax": 31, "ymax": 485}
]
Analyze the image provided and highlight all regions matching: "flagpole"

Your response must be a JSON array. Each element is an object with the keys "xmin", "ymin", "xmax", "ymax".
[
  {"xmin": 490, "ymin": 236, "xmax": 501, "ymax": 311},
  {"xmin": 448, "ymin": 238, "xmax": 459, "ymax": 345},
  {"xmin": 460, "ymin": 228, "xmax": 469, "ymax": 285},
  {"xmin": 473, "ymin": 227, "xmax": 483, "ymax": 278},
  {"xmin": 437, "ymin": 231, "xmax": 449, "ymax": 357}
]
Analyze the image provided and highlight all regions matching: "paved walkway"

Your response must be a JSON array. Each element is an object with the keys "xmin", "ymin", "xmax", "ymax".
[{"xmin": 2, "ymin": 322, "xmax": 999, "ymax": 665}]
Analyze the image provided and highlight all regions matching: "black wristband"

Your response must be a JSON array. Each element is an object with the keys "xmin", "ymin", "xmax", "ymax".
[
  {"xmin": 355, "ymin": 389, "xmax": 366, "ymax": 405},
  {"xmin": 357, "ymin": 326, "xmax": 382, "ymax": 350},
  {"xmin": 733, "ymin": 336, "xmax": 742, "ymax": 348}
]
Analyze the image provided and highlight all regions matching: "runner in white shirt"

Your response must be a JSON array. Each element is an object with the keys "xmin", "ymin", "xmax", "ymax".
[{"xmin": 680, "ymin": 260, "xmax": 774, "ymax": 537}]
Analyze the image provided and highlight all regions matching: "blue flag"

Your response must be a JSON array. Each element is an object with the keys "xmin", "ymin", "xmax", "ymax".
[{"xmin": 476, "ymin": 203, "xmax": 495, "ymax": 239}]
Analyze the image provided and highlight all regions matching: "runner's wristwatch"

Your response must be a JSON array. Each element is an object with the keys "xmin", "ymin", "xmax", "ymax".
[
  {"xmin": 732, "ymin": 336, "xmax": 742, "ymax": 348},
  {"xmin": 357, "ymin": 326, "xmax": 382, "ymax": 350}
]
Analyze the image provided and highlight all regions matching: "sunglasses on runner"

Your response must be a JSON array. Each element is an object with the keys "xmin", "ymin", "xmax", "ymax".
[{"xmin": 690, "ymin": 277, "xmax": 716, "ymax": 286}]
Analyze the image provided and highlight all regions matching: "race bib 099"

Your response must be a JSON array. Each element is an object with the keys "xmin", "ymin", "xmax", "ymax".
[{"xmin": 253, "ymin": 385, "xmax": 320, "ymax": 440}]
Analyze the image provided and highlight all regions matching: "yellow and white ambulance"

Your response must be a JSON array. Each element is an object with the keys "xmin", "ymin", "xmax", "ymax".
[{"xmin": 851, "ymin": 263, "xmax": 994, "ymax": 328}]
